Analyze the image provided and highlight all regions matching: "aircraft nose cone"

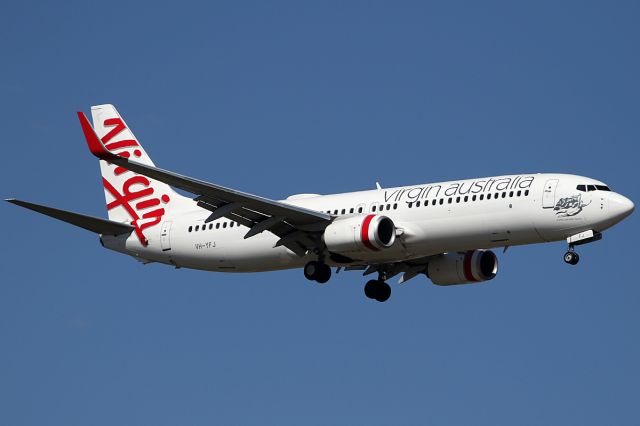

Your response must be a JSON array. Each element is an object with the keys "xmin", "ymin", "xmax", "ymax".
[{"xmin": 610, "ymin": 194, "xmax": 634, "ymax": 221}]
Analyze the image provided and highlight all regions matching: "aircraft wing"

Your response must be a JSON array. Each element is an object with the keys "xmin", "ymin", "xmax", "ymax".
[
  {"xmin": 6, "ymin": 198, "xmax": 135, "ymax": 236},
  {"xmin": 78, "ymin": 112, "xmax": 331, "ymax": 255}
]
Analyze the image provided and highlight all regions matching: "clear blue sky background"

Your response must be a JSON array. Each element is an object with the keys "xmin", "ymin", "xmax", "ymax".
[{"xmin": 1, "ymin": 1, "xmax": 638, "ymax": 425}]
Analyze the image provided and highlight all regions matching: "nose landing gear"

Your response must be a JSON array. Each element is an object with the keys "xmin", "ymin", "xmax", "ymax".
[{"xmin": 564, "ymin": 246, "xmax": 580, "ymax": 265}]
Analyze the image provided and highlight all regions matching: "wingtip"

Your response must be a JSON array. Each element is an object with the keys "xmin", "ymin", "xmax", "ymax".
[{"xmin": 77, "ymin": 111, "xmax": 114, "ymax": 160}]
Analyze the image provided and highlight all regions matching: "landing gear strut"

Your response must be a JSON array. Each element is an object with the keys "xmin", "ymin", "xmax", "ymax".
[
  {"xmin": 304, "ymin": 261, "xmax": 331, "ymax": 283},
  {"xmin": 564, "ymin": 245, "xmax": 580, "ymax": 265},
  {"xmin": 364, "ymin": 276, "xmax": 392, "ymax": 303}
]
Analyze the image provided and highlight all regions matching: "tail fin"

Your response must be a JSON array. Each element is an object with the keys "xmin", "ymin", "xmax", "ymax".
[{"xmin": 89, "ymin": 104, "xmax": 192, "ymax": 244}]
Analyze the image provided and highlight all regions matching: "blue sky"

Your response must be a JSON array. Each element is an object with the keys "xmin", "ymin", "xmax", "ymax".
[{"xmin": 1, "ymin": 1, "xmax": 639, "ymax": 424}]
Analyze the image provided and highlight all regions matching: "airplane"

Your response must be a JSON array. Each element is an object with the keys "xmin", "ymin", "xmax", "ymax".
[{"xmin": 6, "ymin": 104, "xmax": 635, "ymax": 302}]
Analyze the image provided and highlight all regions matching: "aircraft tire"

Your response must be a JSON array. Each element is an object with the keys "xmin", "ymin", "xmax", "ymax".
[
  {"xmin": 364, "ymin": 280, "xmax": 378, "ymax": 299},
  {"xmin": 315, "ymin": 264, "xmax": 331, "ymax": 284},
  {"xmin": 375, "ymin": 281, "xmax": 391, "ymax": 302},
  {"xmin": 304, "ymin": 261, "xmax": 320, "ymax": 280},
  {"xmin": 564, "ymin": 251, "xmax": 579, "ymax": 265}
]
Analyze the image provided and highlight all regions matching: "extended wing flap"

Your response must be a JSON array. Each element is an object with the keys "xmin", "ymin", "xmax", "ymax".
[{"xmin": 6, "ymin": 199, "xmax": 135, "ymax": 236}]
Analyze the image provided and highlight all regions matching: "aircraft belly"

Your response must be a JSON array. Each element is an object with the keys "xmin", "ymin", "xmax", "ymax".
[
  {"xmin": 166, "ymin": 228, "xmax": 303, "ymax": 272},
  {"xmin": 406, "ymin": 211, "xmax": 543, "ymax": 255}
]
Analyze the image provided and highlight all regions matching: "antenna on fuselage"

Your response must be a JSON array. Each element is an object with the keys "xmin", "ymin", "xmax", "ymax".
[{"xmin": 375, "ymin": 182, "xmax": 382, "ymax": 190}]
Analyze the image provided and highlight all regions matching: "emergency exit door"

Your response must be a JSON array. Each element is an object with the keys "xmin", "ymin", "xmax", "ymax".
[
  {"xmin": 542, "ymin": 179, "xmax": 559, "ymax": 208},
  {"xmin": 160, "ymin": 220, "xmax": 172, "ymax": 251}
]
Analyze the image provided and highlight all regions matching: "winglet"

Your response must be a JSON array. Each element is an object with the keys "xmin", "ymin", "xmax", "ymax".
[{"xmin": 77, "ymin": 111, "xmax": 116, "ymax": 160}]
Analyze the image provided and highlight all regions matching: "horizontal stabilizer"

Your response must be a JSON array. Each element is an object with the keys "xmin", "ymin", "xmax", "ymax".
[{"xmin": 6, "ymin": 198, "xmax": 134, "ymax": 236}]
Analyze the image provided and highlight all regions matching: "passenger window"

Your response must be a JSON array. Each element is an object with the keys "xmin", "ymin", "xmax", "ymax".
[
  {"xmin": 230, "ymin": 222, "xmax": 234, "ymax": 227},
  {"xmin": 358, "ymin": 207, "xmax": 363, "ymax": 213},
  {"xmin": 472, "ymin": 195, "xmax": 476, "ymax": 201},
  {"xmin": 195, "ymin": 225, "xmax": 199, "ymax": 231},
  {"xmin": 223, "ymin": 222, "xmax": 227, "ymax": 228},
  {"xmin": 456, "ymin": 197, "xmax": 461, "ymax": 203},
  {"xmin": 341, "ymin": 209, "xmax": 345, "ymax": 215},
  {"xmin": 432, "ymin": 199, "xmax": 436, "ymax": 206},
  {"xmin": 576, "ymin": 185, "xmax": 586, "ymax": 192},
  {"xmin": 386, "ymin": 204, "xmax": 391, "ymax": 210},
  {"xmin": 350, "ymin": 208, "xmax": 354, "ymax": 214},
  {"xmin": 517, "ymin": 190, "xmax": 521, "ymax": 197},
  {"xmin": 333, "ymin": 210, "xmax": 338, "ymax": 215},
  {"xmin": 408, "ymin": 202, "xmax": 413, "ymax": 208},
  {"xmin": 501, "ymin": 192, "xmax": 506, "ymax": 198},
  {"xmin": 372, "ymin": 205, "xmax": 377, "ymax": 212},
  {"xmin": 525, "ymin": 190, "xmax": 529, "ymax": 196},
  {"xmin": 439, "ymin": 199, "xmax": 444, "ymax": 205},
  {"xmin": 480, "ymin": 194, "xmax": 484, "ymax": 200},
  {"xmin": 464, "ymin": 196, "xmax": 469, "ymax": 202},
  {"xmin": 487, "ymin": 193, "xmax": 491, "ymax": 200},
  {"xmin": 188, "ymin": 226, "xmax": 192, "ymax": 232},
  {"xmin": 209, "ymin": 224, "xmax": 213, "ymax": 230},
  {"xmin": 495, "ymin": 193, "xmax": 500, "ymax": 199},
  {"xmin": 416, "ymin": 201, "xmax": 421, "ymax": 207},
  {"xmin": 509, "ymin": 191, "xmax": 514, "ymax": 197},
  {"xmin": 216, "ymin": 223, "xmax": 220, "ymax": 229},
  {"xmin": 448, "ymin": 198, "xmax": 452, "ymax": 204}
]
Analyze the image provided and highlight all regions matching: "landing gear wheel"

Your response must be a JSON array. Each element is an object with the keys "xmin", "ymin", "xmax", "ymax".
[
  {"xmin": 364, "ymin": 280, "xmax": 378, "ymax": 299},
  {"xmin": 315, "ymin": 264, "xmax": 331, "ymax": 284},
  {"xmin": 304, "ymin": 261, "xmax": 332, "ymax": 283},
  {"xmin": 304, "ymin": 261, "xmax": 319, "ymax": 281},
  {"xmin": 571, "ymin": 253, "xmax": 580, "ymax": 265},
  {"xmin": 363, "ymin": 279, "xmax": 391, "ymax": 302},
  {"xmin": 564, "ymin": 251, "xmax": 579, "ymax": 265},
  {"xmin": 375, "ymin": 282, "xmax": 391, "ymax": 302}
]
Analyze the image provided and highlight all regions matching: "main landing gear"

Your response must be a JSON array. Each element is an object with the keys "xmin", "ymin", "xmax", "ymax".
[
  {"xmin": 564, "ymin": 245, "xmax": 580, "ymax": 265},
  {"xmin": 364, "ymin": 277, "xmax": 392, "ymax": 303},
  {"xmin": 304, "ymin": 261, "xmax": 392, "ymax": 302},
  {"xmin": 304, "ymin": 260, "xmax": 332, "ymax": 284}
]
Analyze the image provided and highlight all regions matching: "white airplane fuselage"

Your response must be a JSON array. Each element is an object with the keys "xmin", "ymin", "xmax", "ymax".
[
  {"xmin": 101, "ymin": 173, "xmax": 634, "ymax": 272},
  {"xmin": 9, "ymin": 105, "xmax": 634, "ymax": 302}
]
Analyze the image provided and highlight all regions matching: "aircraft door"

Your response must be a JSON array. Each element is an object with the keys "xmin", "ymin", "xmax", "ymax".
[
  {"xmin": 542, "ymin": 179, "xmax": 559, "ymax": 208},
  {"xmin": 160, "ymin": 220, "xmax": 172, "ymax": 251}
]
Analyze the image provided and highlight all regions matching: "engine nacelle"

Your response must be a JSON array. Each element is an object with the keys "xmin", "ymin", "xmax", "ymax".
[
  {"xmin": 323, "ymin": 214, "xmax": 396, "ymax": 256},
  {"xmin": 427, "ymin": 250, "xmax": 498, "ymax": 286}
]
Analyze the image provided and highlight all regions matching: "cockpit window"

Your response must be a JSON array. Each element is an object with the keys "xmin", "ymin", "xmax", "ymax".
[{"xmin": 577, "ymin": 184, "xmax": 611, "ymax": 192}]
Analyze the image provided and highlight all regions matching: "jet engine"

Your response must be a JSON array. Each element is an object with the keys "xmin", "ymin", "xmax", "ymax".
[
  {"xmin": 323, "ymin": 214, "xmax": 396, "ymax": 256},
  {"xmin": 427, "ymin": 250, "xmax": 498, "ymax": 285}
]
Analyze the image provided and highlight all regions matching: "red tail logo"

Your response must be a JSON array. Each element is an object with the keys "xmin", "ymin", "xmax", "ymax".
[{"xmin": 101, "ymin": 118, "xmax": 170, "ymax": 246}]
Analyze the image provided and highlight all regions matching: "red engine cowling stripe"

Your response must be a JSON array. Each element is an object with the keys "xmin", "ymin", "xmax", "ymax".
[
  {"xmin": 361, "ymin": 214, "xmax": 379, "ymax": 251},
  {"xmin": 463, "ymin": 250, "xmax": 477, "ymax": 282}
]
